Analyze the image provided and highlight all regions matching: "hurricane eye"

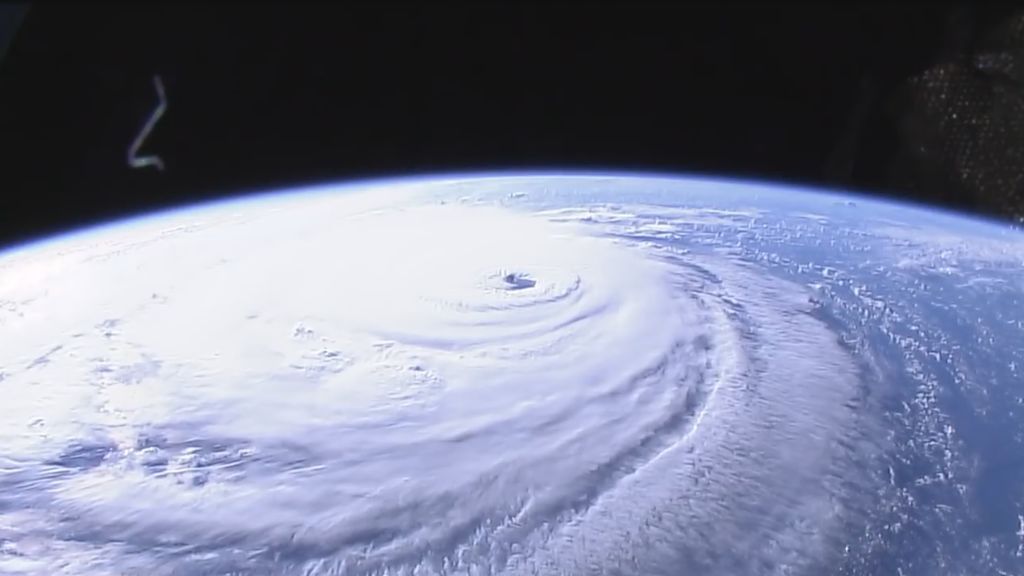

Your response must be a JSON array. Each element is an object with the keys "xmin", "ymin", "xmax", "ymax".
[{"xmin": 502, "ymin": 272, "xmax": 536, "ymax": 290}]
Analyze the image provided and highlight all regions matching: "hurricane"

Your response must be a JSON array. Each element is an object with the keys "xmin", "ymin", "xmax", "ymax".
[{"xmin": 1, "ymin": 173, "xmax": 1022, "ymax": 575}]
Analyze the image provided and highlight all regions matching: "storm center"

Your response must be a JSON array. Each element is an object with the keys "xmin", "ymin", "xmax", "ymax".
[{"xmin": 502, "ymin": 272, "xmax": 536, "ymax": 290}]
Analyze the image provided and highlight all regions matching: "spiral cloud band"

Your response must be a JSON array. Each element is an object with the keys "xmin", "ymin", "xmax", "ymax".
[{"xmin": 0, "ymin": 177, "xmax": 875, "ymax": 575}]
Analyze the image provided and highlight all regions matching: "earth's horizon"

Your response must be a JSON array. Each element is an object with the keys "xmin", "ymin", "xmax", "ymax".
[{"xmin": 0, "ymin": 172, "xmax": 1022, "ymax": 575}]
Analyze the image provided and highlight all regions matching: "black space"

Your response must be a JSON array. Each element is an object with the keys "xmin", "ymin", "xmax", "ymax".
[{"xmin": 0, "ymin": 3, "xmax": 1007, "ymax": 248}]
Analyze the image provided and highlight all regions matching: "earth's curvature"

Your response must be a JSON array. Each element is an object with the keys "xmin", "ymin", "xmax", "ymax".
[{"xmin": 0, "ymin": 173, "xmax": 1022, "ymax": 576}]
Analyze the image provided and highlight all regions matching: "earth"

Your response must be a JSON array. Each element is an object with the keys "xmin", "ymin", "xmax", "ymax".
[{"xmin": 0, "ymin": 173, "xmax": 1022, "ymax": 576}]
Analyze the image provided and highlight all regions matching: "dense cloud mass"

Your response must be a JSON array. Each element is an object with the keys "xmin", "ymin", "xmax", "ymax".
[{"xmin": 0, "ymin": 175, "xmax": 1021, "ymax": 575}]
